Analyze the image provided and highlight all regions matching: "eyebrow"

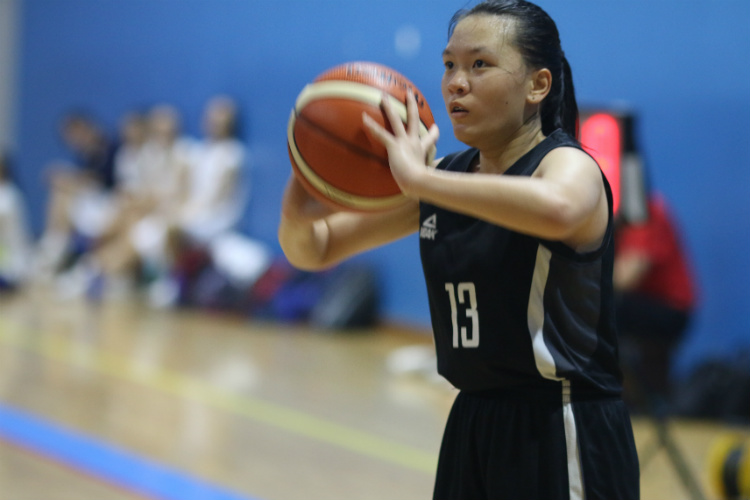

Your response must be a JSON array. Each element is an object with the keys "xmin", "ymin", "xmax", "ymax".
[{"xmin": 442, "ymin": 46, "xmax": 491, "ymax": 57}]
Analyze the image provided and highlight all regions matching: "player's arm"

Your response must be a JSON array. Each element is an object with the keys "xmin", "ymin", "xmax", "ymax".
[
  {"xmin": 613, "ymin": 251, "xmax": 651, "ymax": 290},
  {"xmin": 365, "ymin": 91, "xmax": 607, "ymax": 252},
  {"xmin": 411, "ymin": 148, "xmax": 608, "ymax": 251},
  {"xmin": 278, "ymin": 175, "xmax": 419, "ymax": 271}
]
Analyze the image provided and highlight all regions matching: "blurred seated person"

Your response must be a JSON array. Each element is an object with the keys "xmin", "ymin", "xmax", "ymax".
[
  {"xmin": 0, "ymin": 150, "xmax": 32, "ymax": 290},
  {"xmin": 177, "ymin": 95, "xmax": 247, "ymax": 245},
  {"xmin": 112, "ymin": 104, "xmax": 192, "ymax": 279},
  {"xmin": 55, "ymin": 98, "xmax": 254, "ymax": 306},
  {"xmin": 56, "ymin": 105, "xmax": 191, "ymax": 299},
  {"xmin": 140, "ymin": 95, "xmax": 250, "ymax": 307},
  {"xmin": 34, "ymin": 111, "xmax": 119, "ymax": 278},
  {"xmin": 614, "ymin": 191, "xmax": 697, "ymax": 409},
  {"xmin": 111, "ymin": 111, "xmax": 150, "ymax": 203}
]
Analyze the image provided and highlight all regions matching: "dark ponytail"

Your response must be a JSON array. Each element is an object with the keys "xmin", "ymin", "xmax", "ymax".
[
  {"xmin": 542, "ymin": 55, "xmax": 578, "ymax": 138},
  {"xmin": 449, "ymin": 0, "xmax": 579, "ymax": 138}
]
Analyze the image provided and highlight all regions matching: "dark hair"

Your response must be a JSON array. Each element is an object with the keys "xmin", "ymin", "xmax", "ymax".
[
  {"xmin": 61, "ymin": 109, "xmax": 97, "ymax": 129},
  {"xmin": 0, "ymin": 149, "xmax": 15, "ymax": 183},
  {"xmin": 448, "ymin": 0, "xmax": 578, "ymax": 138}
]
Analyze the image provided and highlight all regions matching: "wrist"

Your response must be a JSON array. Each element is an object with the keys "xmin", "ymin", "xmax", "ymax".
[{"xmin": 398, "ymin": 162, "xmax": 432, "ymax": 199}]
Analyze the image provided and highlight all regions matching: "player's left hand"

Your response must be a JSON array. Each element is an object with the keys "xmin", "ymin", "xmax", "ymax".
[{"xmin": 362, "ymin": 89, "xmax": 439, "ymax": 198}]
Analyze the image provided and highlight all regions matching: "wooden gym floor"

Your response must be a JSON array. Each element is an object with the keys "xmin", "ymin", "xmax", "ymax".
[{"xmin": 0, "ymin": 290, "xmax": 744, "ymax": 500}]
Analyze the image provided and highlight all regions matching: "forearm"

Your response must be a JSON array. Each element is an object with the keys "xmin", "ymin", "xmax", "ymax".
[
  {"xmin": 279, "ymin": 199, "xmax": 419, "ymax": 271},
  {"xmin": 409, "ymin": 168, "xmax": 582, "ymax": 241}
]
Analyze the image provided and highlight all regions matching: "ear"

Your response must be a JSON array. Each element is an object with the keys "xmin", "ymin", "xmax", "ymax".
[{"xmin": 527, "ymin": 67, "xmax": 552, "ymax": 105}]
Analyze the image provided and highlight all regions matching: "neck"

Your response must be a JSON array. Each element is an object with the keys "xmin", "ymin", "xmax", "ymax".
[{"xmin": 476, "ymin": 121, "xmax": 546, "ymax": 174}]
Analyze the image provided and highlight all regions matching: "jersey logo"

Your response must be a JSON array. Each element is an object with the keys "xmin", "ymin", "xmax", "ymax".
[{"xmin": 420, "ymin": 214, "xmax": 438, "ymax": 240}]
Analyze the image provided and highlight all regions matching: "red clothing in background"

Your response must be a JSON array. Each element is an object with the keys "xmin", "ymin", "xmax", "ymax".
[{"xmin": 615, "ymin": 195, "xmax": 696, "ymax": 312}]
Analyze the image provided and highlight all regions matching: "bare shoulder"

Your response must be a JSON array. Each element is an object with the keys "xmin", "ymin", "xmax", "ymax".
[
  {"xmin": 539, "ymin": 146, "xmax": 609, "ymax": 251},
  {"xmin": 537, "ymin": 146, "xmax": 599, "ymax": 177}
]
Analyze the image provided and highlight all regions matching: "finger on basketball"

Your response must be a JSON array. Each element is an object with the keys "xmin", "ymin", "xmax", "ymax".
[
  {"xmin": 380, "ymin": 92, "xmax": 405, "ymax": 137},
  {"xmin": 362, "ymin": 112, "xmax": 391, "ymax": 146},
  {"xmin": 406, "ymin": 89, "xmax": 420, "ymax": 136}
]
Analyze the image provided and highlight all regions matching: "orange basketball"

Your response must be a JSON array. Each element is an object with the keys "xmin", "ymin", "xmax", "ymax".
[{"xmin": 287, "ymin": 61, "xmax": 435, "ymax": 211}]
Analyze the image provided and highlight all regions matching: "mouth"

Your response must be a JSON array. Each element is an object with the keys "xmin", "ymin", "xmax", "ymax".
[{"xmin": 449, "ymin": 102, "xmax": 468, "ymax": 117}]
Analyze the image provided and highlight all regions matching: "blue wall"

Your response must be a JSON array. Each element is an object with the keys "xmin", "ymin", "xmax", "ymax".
[{"xmin": 15, "ymin": 0, "xmax": 750, "ymax": 378}]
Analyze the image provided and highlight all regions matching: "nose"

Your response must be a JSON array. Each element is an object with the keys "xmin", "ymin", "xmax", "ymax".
[{"xmin": 445, "ymin": 71, "xmax": 469, "ymax": 95}]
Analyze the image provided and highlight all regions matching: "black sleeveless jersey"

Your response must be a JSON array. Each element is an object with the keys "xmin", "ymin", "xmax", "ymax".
[{"xmin": 419, "ymin": 129, "xmax": 623, "ymax": 395}]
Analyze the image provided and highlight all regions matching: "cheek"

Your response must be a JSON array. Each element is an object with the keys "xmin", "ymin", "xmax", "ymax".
[
  {"xmin": 485, "ymin": 82, "xmax": 524, "ymax": 112},
  {"xmin": 481, "ymin": 89, "xmax": 511, "ymax": 113},
  {"xmin": 440, "ymin": 78, "xmax": 450, "ymax": 102}
]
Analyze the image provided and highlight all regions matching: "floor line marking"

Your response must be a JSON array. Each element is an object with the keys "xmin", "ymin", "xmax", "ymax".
[
  {"xmin": 0, "ymin": 402, "xmax": 258, "ymax": 500},
  {"xmin": 0, "ymin": 318, "xmax": 438, "ymax": 474}
]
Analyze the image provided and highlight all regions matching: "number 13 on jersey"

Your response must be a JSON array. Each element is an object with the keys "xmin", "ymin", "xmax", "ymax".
[{"xmin": 445, "ymin": 282, "xmax": 480, "ymax": 348}]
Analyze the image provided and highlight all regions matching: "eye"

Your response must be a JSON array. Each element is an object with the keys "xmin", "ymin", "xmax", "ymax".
[
  {"xmin": 444, "ymin": 60, "xmax": 454, "ymax": 70},
  {"xmin": 473, "ymin": 59, "xmax": 486, "ymax": 68}
]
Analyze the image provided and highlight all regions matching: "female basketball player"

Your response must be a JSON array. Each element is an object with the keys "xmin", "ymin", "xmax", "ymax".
[{"xmin": 279, "ymin": 1, "xmax": 640, "ymax": 498}]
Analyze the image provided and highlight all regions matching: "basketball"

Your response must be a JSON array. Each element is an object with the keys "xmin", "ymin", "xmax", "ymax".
[{"xmin": 287, "ymin": 61, "xmax": 435, "ymax": 212}]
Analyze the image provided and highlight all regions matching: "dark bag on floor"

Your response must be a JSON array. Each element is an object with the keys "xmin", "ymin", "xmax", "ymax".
[
  {"xmin": 309, "ymin": 264, "xmax": 380, "ymax": 330},
  {"xmin": 672, "ymin": 352, "xmax": 750, "ymax": 424},
  {"xmin": 249, "ymin": 259, "xmax": 380, "ymax": 329}
]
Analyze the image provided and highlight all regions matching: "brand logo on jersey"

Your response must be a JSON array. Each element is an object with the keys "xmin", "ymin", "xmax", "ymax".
[{"xmin": 420, "ymin": 214, "xmax": 438, "ymax": 240}]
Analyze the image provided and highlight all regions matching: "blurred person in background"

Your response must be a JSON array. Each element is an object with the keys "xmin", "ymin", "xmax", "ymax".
[
  {"xmin": 614, "ymin": 191, "xmax": 697, "ymax": 411},
  {"xmin": 33, "ymin": 111, "xmax": 119, "ymax": 280},
  {"xmin": 112, "ymin": 111, "xmax": 150, "ymax": 200},
  {"xmin": 57, "ymin": 104, "xmax": 191, "ymax": 300},
  {"xmin": 177, "ymin": 95, "xmax": 247, "ymax": 245},
  {"xmin": 49, "ymin": 98, "xmax": 261, "ymax": 307},
  {"xmin": 145, "ymin": 95, "xmax": 254, "ymax": 308},
  {"xmin": 0, "ymin": 150, "xmax": 32, "ymax": 290}
]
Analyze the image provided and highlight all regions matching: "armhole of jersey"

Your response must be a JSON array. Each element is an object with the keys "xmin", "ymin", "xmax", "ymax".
[
  {"xmin": 436, "ymin": 149, "xmax": 476, "ymax": 172},
  {"xmin": 436, "ymin": 155, "xmax": 455, "ymax": 172},
  {"xmin": 540, "ymin": 161, "xmax": 615, "ymax": 263}
]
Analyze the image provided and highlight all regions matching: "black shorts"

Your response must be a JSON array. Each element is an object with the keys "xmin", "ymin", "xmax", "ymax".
[{"xmin": 433, "ymin": 384, "xmax": 640, "ymax": 500}]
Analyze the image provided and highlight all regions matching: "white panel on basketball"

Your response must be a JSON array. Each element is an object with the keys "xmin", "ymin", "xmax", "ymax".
[{"xmin": 294, "ymin": 80, "xmax": 432, "ymax": 136}]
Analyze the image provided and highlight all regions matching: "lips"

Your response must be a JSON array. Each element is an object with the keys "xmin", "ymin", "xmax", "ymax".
[{"xmin": 449, "ymin": 101, "xmax": 468, "ymax": 117}]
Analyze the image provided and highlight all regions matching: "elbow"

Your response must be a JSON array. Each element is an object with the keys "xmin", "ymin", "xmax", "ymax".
[
  {"xmin": 540, "ymin": 197, "xmax": 586, "ymax": 240},
  {"xmin": 283, "ymin": 251, "xmax": 328, "ymax": 272},
  {"xmin": 277, "ymin": 239, "xmax": 317, "ymax": 273},
  {"xmin": 277, "ymin": 224, "xmax": 330, "ymax": 272}
]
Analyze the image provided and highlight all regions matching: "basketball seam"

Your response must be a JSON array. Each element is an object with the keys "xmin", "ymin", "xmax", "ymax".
[
  {"xmin": 287, "ymin": 111, "xmax": 405, "ymax": 211},
  {"xmin": 294, "ymin": 110, "xmax": 389, "ymax": 167}
]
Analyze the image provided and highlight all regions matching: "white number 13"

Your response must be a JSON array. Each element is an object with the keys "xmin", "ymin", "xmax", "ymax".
[{"xmin": 444, "ymin": 282, "xmax": 480, "ymax": 348}]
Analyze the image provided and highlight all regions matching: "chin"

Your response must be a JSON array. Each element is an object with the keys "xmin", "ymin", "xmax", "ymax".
[{"xmin": 452, "ymin": 127, "xmax": 479, "ymax": 148}]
